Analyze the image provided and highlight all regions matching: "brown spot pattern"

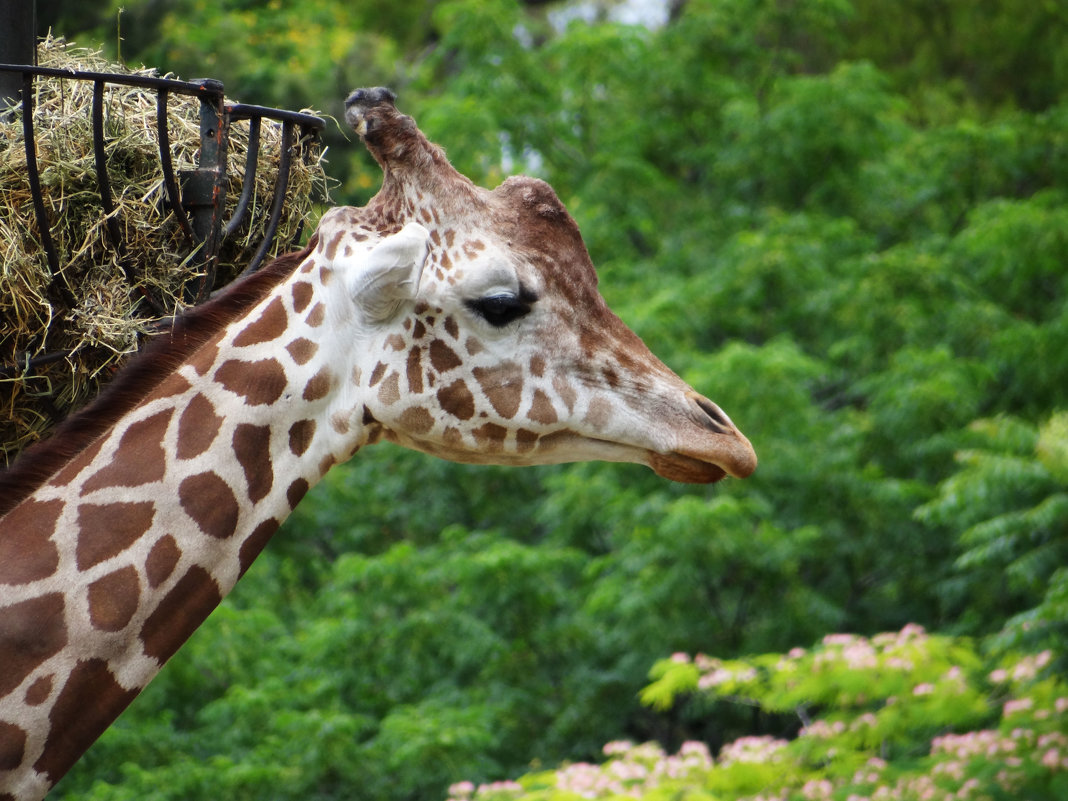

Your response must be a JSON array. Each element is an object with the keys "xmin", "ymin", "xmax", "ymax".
[
  {"xmin": 442, "ymin": 427, "xmax": 464, "ymax": 448},
  {"xmin": 233, "ymin": 424, "xmax": 274, "ymax": 503},
  {"xmin": 0, "ymin": 593, "xmax": 67, "ymax": 697},
  {"xmin": 399, "ymin": 406, "xmax": 434, "ymax": 434},
  {"xmin": 472, "ymin": 422, "xmax": 508, "ymax": 451},
  {"xmin": 76, "ymin": 502, "xmax": 155, "ymax": 571},
  {"xmin": 289, "ymin": 419, "xmax": 316, "ymax": 456},
  {"xmin": 553, "ymin": 375, "xmax": 577, "ymax": 414},
  {"xmin": 140, "ymin": 567, "xmax": 223, "ymax": 665},
  {"xmin": 429, "ymin": 340, "xmax": 462, "ymax": 373},
  {"xmin": 285, "ymin": 337, "xmax": 318, "ymax": 365},
  {"xmin": 179, "ymin": 472, "xmax": 239, "ymax": 539},
  {"xmin": 33, "ymin": 658, "xmax": 139, "ymax": 783},
  {"xmin": 369, "ymin": 362, "xmax": 387, "ymax": 386},
  {"xmin": 81, "ymin": 408, "xmax": 173, "ymax": 493},
  {"xmin": 0, "ymin": 499, "xmax": 62, "ymax": 585},
  {"xmin": 406, "ymin": 348, "xmax": 424, "ymax": 394},
  {"xmin": 474, "ymin": 362, "xmax": 524, "ymax": 419},
  {"xmin": 437, "ymin": 379, "xmax": 476, "ymax": 420},
  {"xmin": 214, "ymin": 358, "xmax": 288, "ymax": 406},
  {"xmin": 189, "ymin": 337, "xmax": 221, "ymax": 378},
  {"xmin": 87, "ymin": 566, "xmax": 140, "ymax": 632},
  {"xmin": 306, "ymin": 302, "xmax": 326, "ymax": 327},
  {"xmin": 584, "ymin": 397, "xmax": 613, "ymax": 429},
  {"xmin": 0, "ymin": 721, "xmax": 27, "ymax": 772},
  {"xmin": 24, "ymin": 675, "xmax": 53, "ymax": 706},
  {"xmin": 239, "ymin": 519, "xmax": 281, "ymax": 576},
  {"xmin": 145, "ymin": 535, "xmax": 180, "ymax": 588},
  {"xmin": 303, "ymin": 367, "xmax": 335, "ymax": 401},
  {"xmin": 287, "ymin": 478, "xmax": 310, "ymax": 509},
  {"xmin": 378, "ymin": 372, "xmax": 401, "ymax": 405},
  {"xmin": 147, "ymin": 373, "xmax": 193, "ymax": 401},
  {"xmin": 49, "ymin": 437, "xmax": 105, "ymax": 488},
  {"xmin": 233, "ymin": 296, "xmax": 287, "ymax": 346},
  {"xmin": 528, "ymin": 389, "xmax": 558, "ymax": 425},
  {"xmin": 176, "ymin": 393, "xmax": 223, "ymax": 460},
  {"xmin": 321, "ymin": 230, "xmax": 340, "ymax": 259},
  {"xmin": 291, "ymin": 281, "xmax": 314, "ymax": 313},
  {"xmin": 516, "ymin": 429, "xmax": 539, "ymax": 452}
]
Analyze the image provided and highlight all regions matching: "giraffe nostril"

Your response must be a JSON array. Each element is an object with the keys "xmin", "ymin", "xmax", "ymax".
[{"xmin": 688, "ymin": 393, "xmax": 733, "ymax": 435}]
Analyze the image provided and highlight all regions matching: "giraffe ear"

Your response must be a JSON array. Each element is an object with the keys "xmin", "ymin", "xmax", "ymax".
[{"xmin": 345, "ymin": 222, "xmax": 430, "ymax": 321}]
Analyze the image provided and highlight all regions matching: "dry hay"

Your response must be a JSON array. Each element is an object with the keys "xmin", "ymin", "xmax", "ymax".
[{"xmin": 1, "ymin": 37, "xmax": 330, "ymax": 466}]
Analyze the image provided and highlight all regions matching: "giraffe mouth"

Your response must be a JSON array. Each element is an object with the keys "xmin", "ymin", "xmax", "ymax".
[
  {"xmin": 528, "ymin": 429, "xmax": 750, "ymax": 483},
  {"xmin": 646, "ymin": 451, "xmax": 729, "ymax": 484}
]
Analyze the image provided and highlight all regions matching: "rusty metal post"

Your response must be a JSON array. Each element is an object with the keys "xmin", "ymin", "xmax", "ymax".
[{"xmin": 180, "ymin": 79, "xmax": 230, "ymax": 301}]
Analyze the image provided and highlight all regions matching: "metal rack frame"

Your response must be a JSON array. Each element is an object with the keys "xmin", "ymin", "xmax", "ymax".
[{"xmin": 0, "ymin": 62, "xmax": 325, "ymax": 377}]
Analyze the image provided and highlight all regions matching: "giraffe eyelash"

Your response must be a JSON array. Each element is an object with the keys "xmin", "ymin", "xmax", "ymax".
[{"xmin": 465, "ymin": 285, "xmax": 538, "ymax": 328}]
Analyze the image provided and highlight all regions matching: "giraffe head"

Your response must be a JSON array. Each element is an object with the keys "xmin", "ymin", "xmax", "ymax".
[{"xmin": 314, "ymin": 88, "xmax": 755, "ymax": 483}]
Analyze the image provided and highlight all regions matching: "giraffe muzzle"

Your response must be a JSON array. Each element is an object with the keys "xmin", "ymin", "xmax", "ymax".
[
  {"xmin": 667, "ymin": 391, "xmax": 758, "ymax": 481},
  {"xmin": 687, "ymin": 391, "xmax": 734, "ymax": 435}
]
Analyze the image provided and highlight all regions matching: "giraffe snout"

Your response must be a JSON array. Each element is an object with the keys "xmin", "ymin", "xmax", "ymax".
[
  {"xmin": 686, "ymin": 391, "xmax": 734, "ymax": 435},
  {"xmin": 679, "ymin": 390, "xmax": 757, "ymax": 480}
]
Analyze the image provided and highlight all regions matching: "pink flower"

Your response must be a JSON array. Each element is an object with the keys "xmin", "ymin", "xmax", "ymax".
[
  {"xmin": 602, "ymin": 740, "xmax": 633, "ymax": 756},
  {"xmin": 801, "ymin": 778, "xmax": 834, "ymax": 799},
  {"xmin": 1003, "ymin": 697, "xmax": 1033, "ymax": 716},
  {"xmin": 823, "ymin": 633, "xmax": 860, "ymax": 646},
  {"xmin": 447, "ymin": 781, "xmax": 476, "ymax": 801},
  {"xmin": 899, "ymin": 623, "xmax": 927, "ymax": 639},
  {"xmin": 679, "ymin": 741, "xmax": 711, "ymax": 761}
]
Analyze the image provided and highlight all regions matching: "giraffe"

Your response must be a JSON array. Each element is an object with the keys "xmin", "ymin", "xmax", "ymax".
[{"xmin": 0, "ymin": 87, "xmax": 756, "ymax": 800}]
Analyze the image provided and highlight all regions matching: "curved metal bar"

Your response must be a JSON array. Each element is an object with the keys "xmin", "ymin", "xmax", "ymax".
[
  {"xmin": 92, "ymin": 81, "xmax": 122, "ymax": 256},
  {"xmin": 155, "ymin": 88, "xmax": 196, "ymax": 246},
  {"xmin": 241, "ymin": 119, "xmax": 294, "ymax": 276},
  {"xmin": 0, "ymin": 62, "xmax": 217, "ymax": 97},
  {"xmin": 223, "ymin": 114, "xmax": 261, "ymax": 238},
  {"xmin": 2, "ymin": 61, "xmax": 326, "ymax": 384},
  {"xmin": 20, "ymin": 72, "xmax": 60, "ymax": 279},
  {"xmin": 226, "ymin": 102, "xmax": 324, "ymax": 129},
  {"xmin": 0, "ymin": 349, "xmax": 75, "ymax": 379}
]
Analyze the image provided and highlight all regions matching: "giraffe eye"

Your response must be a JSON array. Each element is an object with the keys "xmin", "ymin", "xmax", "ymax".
[{"xmin": 466, "ymin": 290, "xmax": 535, "ymax": 328}]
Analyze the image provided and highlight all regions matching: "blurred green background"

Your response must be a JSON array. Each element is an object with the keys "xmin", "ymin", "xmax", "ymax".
[{"xmin": 30, "ymin": 0, "xmax": 1068, "ymax": 798}]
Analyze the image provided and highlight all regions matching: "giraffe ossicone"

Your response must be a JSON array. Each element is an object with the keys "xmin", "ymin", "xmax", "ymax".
[{"xmin": 0, "ymin": 88, "xmax": 755, "ymax": 800}]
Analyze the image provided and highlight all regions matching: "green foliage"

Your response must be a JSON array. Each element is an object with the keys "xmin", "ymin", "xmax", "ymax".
[
  {"xmin": 452, "ymin": 629, "xmax": 1068, "ymax": 801},
  {"xmin": 44, "ymin": 0, "xmax": 1068, "ymax": 799},
  {"xmin": 917, "ymin": 414, "xmax": 1068, "ymax": 648}
]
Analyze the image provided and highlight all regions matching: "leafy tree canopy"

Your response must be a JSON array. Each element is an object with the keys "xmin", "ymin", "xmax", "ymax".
[{"xmin": 40, "ymin": 1, "xmax": 1068, "ymax": 799}]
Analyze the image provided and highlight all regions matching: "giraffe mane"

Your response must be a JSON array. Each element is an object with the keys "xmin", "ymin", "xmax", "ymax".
[{"xmin": 0, "ymin": 242, "xmax": 315, "ymax": 519}]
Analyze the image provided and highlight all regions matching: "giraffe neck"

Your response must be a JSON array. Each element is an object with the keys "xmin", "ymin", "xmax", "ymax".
[{"xmin": 0, "ymin": 246, "xmax": 377, "ymax": 801}]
